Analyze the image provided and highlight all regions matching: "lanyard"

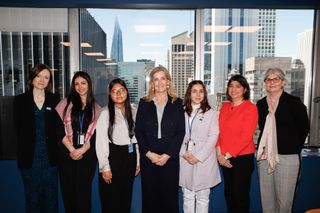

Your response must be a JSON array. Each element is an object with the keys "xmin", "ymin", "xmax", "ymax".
[
  {"xmin": 79, "ymin": 111, "xmax": 86, "ymax": 133},
  {"xmin": 187, "ymin": 109, "xmax": 199, "ymax": 139}
]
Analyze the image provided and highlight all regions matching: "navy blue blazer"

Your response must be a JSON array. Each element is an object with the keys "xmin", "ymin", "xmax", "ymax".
[
  {"xmin": 14, "ymin": 91, "xmax": 60, "ymax": 168},
  {"xmin": 135, "ymin": 96, "xmax": 185, "ymax": 159},
  {"xmin": 257, "ymin": 92, "xmax": 310, "ymax": 154}
]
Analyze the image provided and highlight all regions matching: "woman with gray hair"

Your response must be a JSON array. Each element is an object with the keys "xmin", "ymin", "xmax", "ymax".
[{"xmin": 256, "ymin": 67, "xmax": 309, "ymax": 213}]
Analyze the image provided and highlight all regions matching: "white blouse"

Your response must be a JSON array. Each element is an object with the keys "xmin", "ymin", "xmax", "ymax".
[{"xmin": 95, "ymin": 106, "xmax": 140, "ymax": 172}]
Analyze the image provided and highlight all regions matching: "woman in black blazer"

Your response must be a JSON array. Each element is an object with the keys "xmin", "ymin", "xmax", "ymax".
[
  {"xmin": 135, "ymin": 66, "xmax": 185, "ymax": 213},
  {"xmin": 256, "ymin": 68, "xmax": 310, "ymax": 213},
  {"xmin": 14, "ymin": 64, "xmax": 60, "ymax": 213}
]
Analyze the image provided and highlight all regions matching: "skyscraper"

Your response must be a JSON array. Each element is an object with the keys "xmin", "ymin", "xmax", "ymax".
[
  {"xmin": 289, "ymin": 59, "xmax": 305, "ymax": 101},
  {"xmin": 245, "ymin": 57, "xmax": 292, "ymax": 103},
  {"xmin": 297, "ymin": 29, "xmax": 313, "ymax": 105},
  {"xmin": 170, "ymin": 31, "xmax": 194, "ymax": 98},
  {"xmin": 256, "ymin": 9, "xmax": 276, "ymax": 57},
  {"xmin": 118, "ymin": 61, "xmax": 148, "ymax": 105},
  {"xmin": 203, "ymin": 9, "xmax": 259, "ymax": 96},
  {"xmin": 111, "ymin": 17, "xmax": 124, "ymax": 62}
]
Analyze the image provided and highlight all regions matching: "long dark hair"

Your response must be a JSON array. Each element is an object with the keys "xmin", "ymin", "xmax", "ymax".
[
  {"xmin": 226, "ymin": 75, "xmax": 250, "ymax": 101},
  {"xmin": 63, "ymin": 71, "xmax": 96, "ymax": 128},
  {"xmin": 184, "ymin": 80, "xmax": 211, "ymax": 117},
  {"xmin": 108, "ymin": 78, "xmax": 134, "ymax": 142},
  {"xmin": 28, "ymin": 64, "xmax": 53, "ymax": 92}
]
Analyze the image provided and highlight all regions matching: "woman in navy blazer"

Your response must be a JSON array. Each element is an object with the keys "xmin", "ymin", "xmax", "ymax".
[
  {"xmin": 14, "ymin": 64, "xmax": 60, "ymax": 213},
  {"xmin": 135, "ymin": 66, "xmax": 185, "ymax": 213}
]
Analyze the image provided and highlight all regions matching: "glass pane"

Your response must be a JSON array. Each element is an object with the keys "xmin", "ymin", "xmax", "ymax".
[
  {"xmin": 201, "ymin": 9, "xmax": 314, "ymax": 144},
  {"xmin": 83, "ymin": 9, "xmax": 195, "ymax": 106},
  {"xmin": 0, "ymin": 8, "xmax": 69, "ymax": 97},
  {"xmin": 201, "ymin": 9, "xmax": 314, "ymax": 107}
]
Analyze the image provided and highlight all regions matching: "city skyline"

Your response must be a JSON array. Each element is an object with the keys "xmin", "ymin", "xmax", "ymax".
[{"xmin": 88, "ymin": 9, "xmax": 313, "ymax": 66}]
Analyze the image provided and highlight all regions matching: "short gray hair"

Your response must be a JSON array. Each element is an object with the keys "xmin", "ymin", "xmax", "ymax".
[{"xmin": 264, "ymin": 67, "xmax": 286, "ymax": 81}]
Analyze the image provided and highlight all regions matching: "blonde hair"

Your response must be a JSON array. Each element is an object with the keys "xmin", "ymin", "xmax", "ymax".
[{"xmin": 144, "ymin": 66, "xmax": 177, "ymax": 102}]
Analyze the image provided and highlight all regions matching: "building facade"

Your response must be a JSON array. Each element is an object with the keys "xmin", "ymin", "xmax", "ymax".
[
  {"xmin": 170, "ymin": 31, "xmax": 194, "ymax": 98},
  {"xmin": 297, "ymin": 28, "xmax": 313, "ymax": 105},
  {"xmin": 245, "ymin": 57, "xmax": 292, "ymax": 103},
  {"xmin": 256, "ymin": 9, "xmax": 276, "ymax": 57},
  {"xmin": 0, "ymin": 8, "xmax": 69, "ymax": 97}
]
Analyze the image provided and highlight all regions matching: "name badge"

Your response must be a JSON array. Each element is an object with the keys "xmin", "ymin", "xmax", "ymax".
[
  {"xmin": 128, "ymin": 144, "xmax": 134, "ymax": 153},
  {"xmin": 77, "ymin": 132, "xmax": 85, "ymax": 145},
  {"xmin": 186, "ymin": 140, "xmax": 194, "ymax": 151}
]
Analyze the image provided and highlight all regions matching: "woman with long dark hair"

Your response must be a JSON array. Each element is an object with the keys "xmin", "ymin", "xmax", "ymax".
[
  {"xmin": 96, "ymin": 78, "xmax": 140, "ymax": 213},
  {"xmin": 14, "ymin": 64, "xmax": 60, "ymax": 213},
  {"xmin": 179, "ymin": 80, "xmax": 221, "ymax": 213},
  {"xmin": 55, "ymin": 71, "xmax": 101, "ymax": 213}
]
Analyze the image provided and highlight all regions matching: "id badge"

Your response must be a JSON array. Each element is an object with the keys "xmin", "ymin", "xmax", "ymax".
[
  {"xmin": 187, "ymin": 140, "xmax": 194, "ymax": 151},
  {"xmin": 77, "ymin": 132, "xmax": 85, "ymax": 145},
  {"xmin": 128, "ymin": 144, "xmax": 134, "ymax": 153}
]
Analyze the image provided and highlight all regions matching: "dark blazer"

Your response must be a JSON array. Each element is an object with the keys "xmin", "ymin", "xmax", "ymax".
[
  {"xmin": 257, "ymin": 92, "xmax": 310, "ymax": 154},
  {"xmin": 135, "ymin": 96, "xmax": 185, "ymax": 159},
  {"xmin": 14, "ymin": 90, "xmax": 60, "ymax": 168}
]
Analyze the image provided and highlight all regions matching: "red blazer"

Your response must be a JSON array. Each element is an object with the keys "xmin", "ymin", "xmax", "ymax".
[{"xmin": 216, "ymin": 100, "xmax": 258, "ymax": 157}]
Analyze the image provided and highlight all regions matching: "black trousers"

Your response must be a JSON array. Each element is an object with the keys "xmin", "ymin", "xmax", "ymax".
[
  {"xmin": 58, "ymin": 144, "xmax": 97, "ymax": 213},
  {"xmin": 222, "ymin": 153, "xmax": 254, "ymax": 213},
  {"xmin": 99, "ymin": 143, "xmax": 137, "ymax": 213},
  {"xmin": 140, "ymin": 156, "xmax": 179, "ymax": 213}
]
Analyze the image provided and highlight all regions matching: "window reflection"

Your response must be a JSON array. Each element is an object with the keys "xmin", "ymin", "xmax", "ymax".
[{"xmin": 0, "ymin": 8, "xmax": 69, "ymax": 97}]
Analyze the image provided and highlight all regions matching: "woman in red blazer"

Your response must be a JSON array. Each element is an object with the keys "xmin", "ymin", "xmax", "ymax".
[{"xmin": 216, "ymin": 74, "xmax": 258, "ymax": 213}]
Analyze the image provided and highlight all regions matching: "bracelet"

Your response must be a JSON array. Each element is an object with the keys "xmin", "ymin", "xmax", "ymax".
[{"xmin": 223, "ymin": 154, "xmax": 229, "ymax": 160}]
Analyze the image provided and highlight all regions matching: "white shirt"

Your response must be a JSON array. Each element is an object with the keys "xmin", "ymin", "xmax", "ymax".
[
  {"xmin": 189, "ymin": 104, "xmax": 201, "ymax": 126},
  {"xmin": 95, "ymin": 106, "xmax": 140, "ymax": 172}
]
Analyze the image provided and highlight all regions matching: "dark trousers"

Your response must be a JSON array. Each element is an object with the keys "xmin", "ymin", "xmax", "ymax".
[
  {"xmin": 140, "ymin": 156, "xmax": 179, "ymax": 213},
  {"xmin": 222, "ymin": 153, "xmax": 254, "ymax": 213},
  {"xmin": 20, "ymin": 166, "xmax": 58, "ymax": 213},
  {"xmin": 99, "ymin": 143, "xmax": 137, "ymax": 213},
  {"xmin": 58, "ymin": 145, "xmax": 97, "ymax": 213}
]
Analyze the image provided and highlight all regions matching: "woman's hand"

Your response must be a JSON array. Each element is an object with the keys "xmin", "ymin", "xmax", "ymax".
[
  {"xmin": 217, "ymin": 154, "xmax": 233, "ymax": 168},
  {"xmin": 102, "ymin": 171, "xmax": 112, "ymax": 184},
  {"xmin": 135, "ymin": 165, "xmax": 140, "ymax": 176},
  {"xmin": 70, "ymin": 142, "xmax": 91, "ymax": 160},
  {"xmin": 70, "ymin": 148, "xmax": 84, "ymax": 160},
  {"xmin": 183, "ymin": 152, "xmax": 200, "ymax": 165},
  {"xmin": 155, "ymin": 154, "xmax": 170, "ymax": 166},
  {"xmin": 146, "ymin": 151, "xmax": 161, "ymax": 163}
]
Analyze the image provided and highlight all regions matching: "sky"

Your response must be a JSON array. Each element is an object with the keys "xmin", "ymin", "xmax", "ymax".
[
  {"xmin": 275, "ymin": 10, "xmax": 314, "ymax": 58},
  {"xmin": 88, "ymin": 9, "xmax": 194, "ymax": 66},
  {"xmin": 88, "ymin": 9, "xmax": 314, "ymax": 65}
]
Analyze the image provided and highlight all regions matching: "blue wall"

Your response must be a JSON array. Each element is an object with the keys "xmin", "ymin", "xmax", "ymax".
[{"xmin": 0, "ymin": 156, "xmax": 320, "ymax": 213}]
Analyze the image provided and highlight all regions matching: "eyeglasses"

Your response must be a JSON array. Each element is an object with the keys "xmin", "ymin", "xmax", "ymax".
[
  {"xmin": 264, "ymin": 77, "xmax": 282, "ymax": 84},
  {"xmin": 111, "ymin": 88, "xmax": 126, "ymax": 95}
]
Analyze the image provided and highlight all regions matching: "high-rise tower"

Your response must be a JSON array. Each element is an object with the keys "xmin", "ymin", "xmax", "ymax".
[
  {"xmin": 256, "ymin": 9, "xmax": 276, "ymax": 57},
  {"xmin": 111, "ymin": 17, "xmax": 123, "ymax": 62}
]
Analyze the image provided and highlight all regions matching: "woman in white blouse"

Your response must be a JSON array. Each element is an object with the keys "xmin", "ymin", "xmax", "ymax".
[{"xmin": 96, "ymin": 78, "xmax": 140, "ymax": 213}]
